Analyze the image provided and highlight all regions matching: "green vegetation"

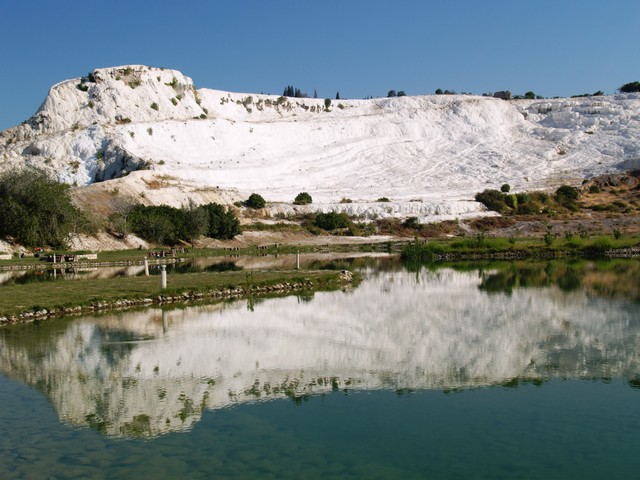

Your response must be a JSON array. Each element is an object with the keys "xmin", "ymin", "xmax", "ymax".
[
  {"xmin": 402, "ymin": 217, "xmax": 420, "ymax": 229},
  {"xmin": 127, "ymin": 204, "xmax": 203, "ymax": 245},
  {"xmin": 314, "ymin": 212, "xmax": 350, "ymax": 231},
  {"xmin": 293, "ymin": 192, "xmax": 313, "ymax": 205},
  {"xmin": 245, "ymin": 193, "xmax": 266, "ymax": 209},
  {"xmin": 0, "ymin": 269, "xmax": 349, "ymax": 318},
  {"xmin": 0, "ymin": 169, "xmax": 86, "ymax": 248},
  {"xmin": 200, "ymin": 203, "xmax": 240, "ymax": 239},
  {"xmin": 400, "ymin": 233, "xmax": 639, "ymax": 262},
  {"xmin": 125, "ymin": 202, "xmax": 240, "ymax": 245},
  {"xmin": 619, "ymin": 81, "xmax": 640, "ymax": 93},
  {"xmin": 500, "ymin": 183, "xmax": 511, "ymax": 193},
  {"xmin": 475, "ymin": 185, "xmax": 580, "ymax": 215},
  {"xmin": 150, "ymin": 102, "xmax": 159, "ymax": 111}
]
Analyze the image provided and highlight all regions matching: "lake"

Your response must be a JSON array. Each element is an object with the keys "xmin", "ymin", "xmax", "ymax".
[{"xmin": 1, "ymin": 257, "xmax": 638, "ymax": 479}]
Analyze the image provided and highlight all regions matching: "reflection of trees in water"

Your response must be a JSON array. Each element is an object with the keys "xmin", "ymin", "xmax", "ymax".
[
  {"xmin": 405, "ymin": 259, "xmax": 640, "ymax": 302},
  {"xmin": 1, "ymin": 262, "xmax": 639, "ymax": 438}
]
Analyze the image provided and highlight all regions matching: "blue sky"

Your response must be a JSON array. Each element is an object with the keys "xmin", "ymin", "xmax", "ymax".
[{"xmin": 1, "ymin": 0, "xmax": 638, "ymax": 131}]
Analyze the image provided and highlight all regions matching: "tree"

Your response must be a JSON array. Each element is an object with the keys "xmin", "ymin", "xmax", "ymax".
[
  {"xmin": 315, "ymin": 212, "xmax": 350, "ymax": 230},
  {"xmin": 524, "ymin": 91, "xmax": 536, "ymax": 99},
  {"xmin": 246, "ymin": 193, "xmax": 266, "ymax": 209},
  {"xmin": 501, "ymin": 183, "xmax": 511, "ymax": 193},
  {"xmin": 435, "ymin": 88, "xmax": 443, "ymax": 95},
  {"xmin": 619, "ymin": 81, "xmax": 640, "ymax": 93},
  {"xmin": 127, "ymin": 205, "xmax": 184, "ymax": 245},
  {"xmin": 294, "ymin": 192, "xmax": 312, "ymax": 205},
  {"xmin": 324, "ymin": 98, "xmax": 332, "ymax": 109},
  {"xmin": 387, "ymin": 90, "xmax": 396, "ymax": 97},
  {"xmin": 201, "ymin": 203, "xmax": 240, "ymax": 239},
  {"xmin": 313, "ymin": 88, "xmax": 318, "ymax": 99},
  {"xmin": 283, "ymin": 85, "xmax": 308, "ymax": 98},
  {"xmin": 555, "ymin": 185, "xmax": 579, "ymax": 210},
  {"xmin": 335, "ymin": 91, "xmax": 340, "ymax": 100},
  {"xmin": 0, "ymin": 168, "xmax": 84, "ymax": 248},
  {"xmin": 397, "ymin": 91, "xmax": 406, "ymax": 97}
]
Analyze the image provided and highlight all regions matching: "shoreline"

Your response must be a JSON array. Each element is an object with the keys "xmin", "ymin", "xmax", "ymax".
[{"xmin": 0, "ymin": 270, "xmax": 354, "ymax": 326}]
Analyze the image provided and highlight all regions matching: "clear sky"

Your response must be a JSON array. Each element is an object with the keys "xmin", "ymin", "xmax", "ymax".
[{"xmin": 1, "ymin": 0, "xmax": 638, "ymax": 131}]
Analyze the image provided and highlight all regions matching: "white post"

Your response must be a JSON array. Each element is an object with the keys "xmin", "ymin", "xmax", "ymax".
[
  {"xmin": 144, "ymin": 257, "xmax": 149, "ymax": 276},
  {"xmin": 52, "ymin": 253, "xmax": 56, "ymax": 263},
  {"xmin": 161, "ymin": 265, "xmax": 167, "ymax": 289},
  {"xmin": 296, "ymin": 250, "xmax": 300, "ymax": 270}
]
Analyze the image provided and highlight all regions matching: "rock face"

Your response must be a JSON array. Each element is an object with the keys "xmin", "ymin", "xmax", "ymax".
[{"xmin": 1, "ymin": 65, "xmax": 639, "ymax": 220}]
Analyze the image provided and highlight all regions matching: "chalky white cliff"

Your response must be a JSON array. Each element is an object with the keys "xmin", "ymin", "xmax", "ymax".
[{"xmin": 1, "ymin": 65, "xmax": 638, "ymax": 220}]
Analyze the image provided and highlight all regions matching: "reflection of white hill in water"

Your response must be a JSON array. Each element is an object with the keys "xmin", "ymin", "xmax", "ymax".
[{"xmin": 1, "ymin": 268, "xmax": 638, "ymax": 437}]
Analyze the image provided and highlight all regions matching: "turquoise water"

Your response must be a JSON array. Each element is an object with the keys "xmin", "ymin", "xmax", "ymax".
[
  {"xmin": 0, "ymin": 258, "xmax": 639, "ymax": 478},
  {"xmin": 1, "ymin": 376, "xmax": 638, "ymax": 479}
]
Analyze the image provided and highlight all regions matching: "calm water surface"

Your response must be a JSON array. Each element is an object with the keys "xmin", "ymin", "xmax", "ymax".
[{"xmin": 1, "ymin": 258, "xmax": 639, "ymax": 479}]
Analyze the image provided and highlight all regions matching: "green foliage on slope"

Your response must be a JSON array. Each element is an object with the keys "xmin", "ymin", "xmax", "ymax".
[{"xmin": 0, "ymin": 169, "xmax": 85, "ymax": 248}]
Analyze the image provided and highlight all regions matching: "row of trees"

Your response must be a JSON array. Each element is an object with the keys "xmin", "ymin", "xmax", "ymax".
[
  {"xmin": 282, "ymin": 81, "xmax": 640, "ymax": 103},
  {"xmin": 124, "ymin": 202, "xmax": 240, "ymax": 245}
]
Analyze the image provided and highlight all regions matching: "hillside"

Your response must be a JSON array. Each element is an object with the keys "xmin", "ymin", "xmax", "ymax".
[{"xmin": 1, "ymin": 65, "xmax": 639, "ymax": 221}]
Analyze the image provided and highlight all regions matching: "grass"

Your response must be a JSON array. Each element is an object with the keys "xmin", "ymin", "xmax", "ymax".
[
  {"xmin": 401, "ymin": 234, "xmax": 640, "ymax": 262},
  {"xmin": 0, "ymin": 269, "xmax": 348, "ymax": 318}
]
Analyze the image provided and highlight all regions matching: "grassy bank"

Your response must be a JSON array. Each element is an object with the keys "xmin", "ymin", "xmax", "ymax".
[
  {"xmin": 0, "ymin": 269, "xmax": 353, "ymax": 321},
  {"xmin": 401, "ymin": 234, "xmax": 640, "ymax": 262}
]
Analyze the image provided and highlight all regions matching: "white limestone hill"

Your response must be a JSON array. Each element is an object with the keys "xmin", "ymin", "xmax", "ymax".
[{"xmin": 1, "ymin": 65, "xmax": 639, "ymax": 221}]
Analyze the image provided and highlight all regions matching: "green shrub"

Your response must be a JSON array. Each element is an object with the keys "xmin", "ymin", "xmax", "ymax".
[
  {"xmin": 128, "ymin": 200, "xmax": 244, "ymax": 245},
  {"xmin": 377, "ymin": 197, "xmax": 391, "ymax": 202},
  {"xmin": 555, "ymin": 185, "xmax": 579, "ymax": 207},
  {"xmin": 315, "ymin": 212, "xmax": 350, "ymax": 230},
  {"xmin": 127, "ymin": 203, "xmax": 207, "ymax": 245},
  {"xmin": 505, "ymin": 194, "xmax": 518, "ymax": 210},
  {"xmin": 581, "ymin": 237, "xmax": 612, "ymax": 256},
  {"xmin": 475, "ymin": 189, "xmax": 509, "ymax": 213},
  {"xmin": 402, "ymin": 217, "xmax": 420, "ymax": 229},
  {"xmin": 200, "ymin": 203, "xmax": 240, "ymax": 239},
  {"xmin": 501, "ymin": 183, "xmax": 511, "ymax": 193},
  {"xmin": 150, "ymin": 102, "xmax": 159, "ymax": 111},
  {"xmin": 0, "ymin": 168, "xmax": 85, "ymax": 248},
  {"xmin": 400, "ymin": 241, "xmax": 445, "ymax": 261},
  {"xmin": 246, "ymin": 193, "xmax": 266, "ymax": 209},
  {"xmin": 588, "ymin": 185, "xmax": 601, "ymax": 194},
  {"xmin": 293, "ymin": 192, "xmax": 312, "ymax": 205}
]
